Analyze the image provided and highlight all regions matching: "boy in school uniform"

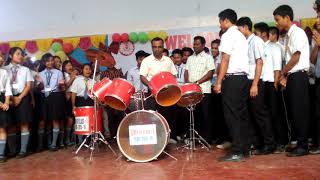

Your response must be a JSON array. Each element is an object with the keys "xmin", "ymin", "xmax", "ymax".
[
  {"xmin": 4, "ymin": 47, "xmax": 33, "ymax": 158},
  {"xmin": 237, "ymin": 17, "xmax": 276, "ymax": 154},
  {"xmin": 0, "ymin": 65, "xmax": 12, "ymax": 162},
  {"xmin": 273, "ymin": 5, "xmax": 310, "ymax": 156},
  {"xmin": 214, "ymin": 9, "xmax": 250, "ymax": 162},
  {"xmin": 38, "ymin": 53, "xmax": 65, "ymax": 151}
]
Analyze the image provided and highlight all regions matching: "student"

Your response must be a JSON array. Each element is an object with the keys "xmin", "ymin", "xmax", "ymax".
[
  {"xmin": 237, "ymin": 17, "xmax": 276, "ymax": 154},
  {"xmin": 0, "ymin": 53, "xmax": 5, "ymax": 67},
  {"xmin": 53, "ymin": 56, "xmax": 62, "ymax": 70},
  {"xmin": 70, "ymin": 63, "xmax": 94, "ymax": 142},
  {"xmin": 273, "ymin": 5, "xmax": 310, "ymax": 157},
  {"xmin": 0, "ymin": 64, "xmax": 12, "ymax": 162},
  {"xmin": 62, "ymin": 60, "xmax": 77, "ymax": 146},
  {"xmin": 214, "ymin": 9, "xmax": 250, "ymax": 162},
  {"xmin": 38, "ymin": 53, "xmax": 65, "ymax": 151},
  {"xmin": 3, "ymin": 47, "xmax": 34, "ymax": 158},
  {"xmin": 181, "ymin": 47, "xmax": 194, "ymax": 64}
]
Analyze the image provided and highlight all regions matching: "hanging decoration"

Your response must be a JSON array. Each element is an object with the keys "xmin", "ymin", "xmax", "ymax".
[
  {"xmin": 112, "ymin": 33, "xmax": 121, "ymax": 43},
  {"xmin": 78, "ymin": 37, "xmax": 92, "ymax": 50},
  {"xmin": 158, "ymin": 30, "xmax": 168, "ymax": 41},
  {"xmin": 63, "ymin": 43, "xmax": 74, "ymax": 54},
  {"xmin": 129, "ymin": 32, "xmax": 138, "ymax": 43},
  {"xmin": 147, "ymin": 31, "xmax": 157, "ymax": 41},
  {"xmin": 91, "ymin": 35, "xmax": 106, "ymax": 48},
  {"xmin": 138, "ymin": 32, "xmax": 148, "ymax": 43},
  {"xmin": 120, "ymin": 33, "xmax": 129, "ymax": 42},
  {"xmin": 25, "ymin": 41, "xmax": 38, "ymax": 54},
  {"xmin": 36, "ymin": 39, "xmax": 52, "ymax": 52},
  {"xmin": 52, "ymin": 39, "xmax": 63, "ymax": 45},
  {"xmin": 63, "ymin": 37, "xmax": 80, "ymax": 49},
  {"xmin": 119, "ymin": 41, "xmax": 135, "ymax": 56},
  {"xmin": 55, "ymin": 51, "xmax": 68, "ymax": 61},
  {"xmin": 51, "ymin": 42, "xmax": 63, "ymax": 52},
  {"xmin": 8, "ymin": 41, "xmax": 26, "ymax": 49},
  {"xmin": 0, "ymin": 43, "xmax": 10, "ymax": 54}
]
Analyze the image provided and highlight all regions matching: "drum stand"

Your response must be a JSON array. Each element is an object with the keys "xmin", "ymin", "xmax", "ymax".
[
  {"xmin": 178, "ymin": 105, "xmax": 211, "ymax": 151},
  {"xmin": 75, "ymin": 59, "xmax": 117, "ymax": 161}
]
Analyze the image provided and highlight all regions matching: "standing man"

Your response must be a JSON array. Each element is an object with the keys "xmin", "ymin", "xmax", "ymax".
[
  {"xmin": 273, "ymin": 5, "xmax": 310, "ymax": 156},
  {"xmin": 237, "ymin": 17, "xmax": 276, "ymax": 154},
  {"xmin": 127, "ymin": 50, "xmax": 149, "ymax": 111},
  {"xmin": 140, "ymin": 37, "xmax": 178, "ymax": 142},
  {"xmin": 181, "ymin": 47, "xmax": 194, "ymax": 64},
  {"xmin": 214, "ymin": 9, "xmax": 250, "ymax": 162},
  {"xmin": 184, "ymin": 36, "xmax": 215, "ymax": 144}
]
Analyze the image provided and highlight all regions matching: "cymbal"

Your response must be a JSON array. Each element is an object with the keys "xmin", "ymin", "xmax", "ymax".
[{"xmin": 85, "ymin": 49, "xmax": 116, "ymax": 68}]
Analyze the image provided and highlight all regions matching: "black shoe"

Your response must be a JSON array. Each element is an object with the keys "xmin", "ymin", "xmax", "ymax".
[
  {"xmin": 274, "ymin": 145, "xmax": 286, "ymax": 154},
  {"xmin": 287, "ymin": 147, "xmax": 308, "ymax": 157},
  {"xmin": 0, "ymin": 156, "xmax": 6, "ymax": 163},
  {"xmin": 309, "ymin": 147, "xmax": 320, "ymax": 155},
  {"xmin": 16, "ymin": 152, "xmax": 28, "ymax": 159},
  {"xmin": 254, "ymin": 146, "xmax": 276, "ymax": 155},
  {"xmin": 218, "ymin": 153, "xmax": 245, "ymax": 162},
  {"xmin": 49, "ymin": 146, "xmax": 59, "ymax": 152}
]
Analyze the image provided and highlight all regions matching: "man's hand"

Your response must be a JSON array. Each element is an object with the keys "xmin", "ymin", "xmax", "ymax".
[
  {"xmin": 214, "ymin": 83, "xmax": 222, "ymax": 94},
  {"xmin": 250, "ymin": 84, "xmax": 258, "ymax": 98}
]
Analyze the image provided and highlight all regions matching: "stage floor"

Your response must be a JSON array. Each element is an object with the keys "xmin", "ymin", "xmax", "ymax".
[{"xmin": 0, "ymin": 143, "xmax": 319, "ymax": 180}]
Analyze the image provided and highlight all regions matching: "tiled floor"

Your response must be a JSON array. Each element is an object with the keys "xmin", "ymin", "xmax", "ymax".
[{"xmin": 0, "ymin": 144, "xmax": 319, "ymax": 180}]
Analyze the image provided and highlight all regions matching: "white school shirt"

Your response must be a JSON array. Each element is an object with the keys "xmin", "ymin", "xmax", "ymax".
[
  {"xmin": 262, "ymin": 41, "xmax": 282, "ymax": 82},
  {"xmin": 311, "ymin": 40, "xmax": 320, "ymax": 78},
  {"xmin": 284, "ymin": 24, "xmax": 310, "ymax": 73},
  {"xmin": 39, "ymin": 68, "xmax": 64, "ymax": 93},
  {"xmin": 70, "ymin": 75, "xmax": 93, "ymax": 97},
  {"xmin": 185, "ymin": 51, "xmax": 215, "ymax": 93},
  {"xmin": 219, "ymin": 26, "xmax": 249, "ymax": 74},
  {"xmin": 175, "ymin": 63, "xmax": 186, "ymax": 85},
  {"xmin": 64, "ymin": 72, "xmax": 72, "ymax": 92},
  {"xmin": 127, "ymin": 66, "xmax": 148, "ymax": 92},
  {"xmin": 247, "ymin": 34, "xmax": 265, "ymax": 80},
  {"xmin": 139, "ymin": 54, "xmax": 177, "ymax": 81},
  {"xmin": 0, "ymin": 68, "xmax": 12, "ymax": 96},
  {"xmin": 3, "ymin": 63, "xmax": 33, "ymax": 95},
  {"xmin": 211, "ymin": 53, "xmax": 222, "ymax": 86}
]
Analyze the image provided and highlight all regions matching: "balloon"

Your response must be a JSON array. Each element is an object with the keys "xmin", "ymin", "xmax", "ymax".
[
  {"xmin": 112, "ymin": 33, "xmax": 121, "ymax": 43},
  {"xmin": 147, "ymin": 31, "xmax": 157, "ymax": 41},
  {"xmin": 158, "ymin": 31, "xmax": 168, "ymax": 40},
  {"xmin": 51, "ymin": 42, "xmax": 63, "ymax": 52},
  {"xmin": 293, "ymin": 21, "xmax": 300, "ymax": 27},
  {"xmin": 55, "ymin": 51, "xmax": 68, "ymax": 62},
  {"xmin": 138, "ymin": 32, "xmax": 148, "ymax": 43},
  {"xmin": 25, "ymin": 41, "xmax": 38, "ymax": 54},
  {"xmin": 120, "ymin": 33, "xmax": 129, "ymax": 42},
  {"xmin": 63, "ymin": 43, "xmax": 74, "ymax": 54},
  {"xmin": 129, "ymin": 32, "xmax": 138, "ymax": 43}
]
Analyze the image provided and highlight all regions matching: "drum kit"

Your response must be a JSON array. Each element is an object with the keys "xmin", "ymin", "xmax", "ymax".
[{"xmin": 74, "ymin": 49, "xmax": 210, "ymax": 162}]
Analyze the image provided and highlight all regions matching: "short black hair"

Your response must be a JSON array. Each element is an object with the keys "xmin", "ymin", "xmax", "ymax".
[
  {"xmin": 273, "ymin": 5, "xmax": 294, "ymax": 21},
  {"xmin": 41, "ymin": 53, "xmax": 53, "ymax": 62},
  {"xmin": 269, "ymin": 26, "xmax": 280, "ymax": 40},
  {"xmin": 194, "ymin": 36, "xmax": 206, "ymax": 45},
  {"xmin": 236, "ymin": 17, "xmax": 253, "ymax": 31},
  {"xmin": 204, "ymin": 47, "xmax": 210, "ymax": 53},
  {"xmin": 181, "ymin": 47, "xmax": 194, "ymax": 55},
  {"xmin": 172, "ymin": 49, "xmax": 182, "ymax": 56},
  {"xmin": 151, "ymin": 37, "xmax": 164, "ymax": 44},
  {"xmin": 218, "ymin": 9, "xmax": 237, "ymax": 24},
  {"xmin": 135, "ymin": 50, "xmax": 150, "ymax": 59},
  {"xmin": 81, "ymin": 63, "xmax": 92, "ymax": 71},
  {"xmin": 163, "ymin": 48, "xmax": 169, "ymax": 55},
  {"xmin": 254, "ymin": 22, "xmax": 269, "ymax": 34},
  {"xmin": 219, "ymin": 30, "xmax": 225, "ymax": 38},
  {"xmin": 211, "ymin": 39, "xmax": 221, "ymax": 45}
]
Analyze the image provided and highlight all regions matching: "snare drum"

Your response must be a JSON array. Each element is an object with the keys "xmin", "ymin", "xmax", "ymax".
[
  {"xmin": 104, "ymin": 78, "xmax": 135, "ymax": 111},
  {"xmin": 74, "ymin": 106, "xmax": 103, "ymax": 135},
  {"xmin": 149, "ymin": 72, "xmax": 181, "ymax": 107},
  {"xmin": 177, "ymin": 83, "xmax": 203, "ymax": 107},
  {"xmin": 92, "ymin": 78, "xmax": 112, "ymax": 104},
  {"xmin": 117, "ymin": 110, "xmax": 170, "ymax": 162}
]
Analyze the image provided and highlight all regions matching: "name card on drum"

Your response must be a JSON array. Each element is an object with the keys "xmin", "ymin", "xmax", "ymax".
[
  {"xmin": 129, "ymin": 124, "xmax": 157, "ymax": 146},
  {"xmin": 75, "ymin": 116, "xmax": 89, "ymax": 132}
]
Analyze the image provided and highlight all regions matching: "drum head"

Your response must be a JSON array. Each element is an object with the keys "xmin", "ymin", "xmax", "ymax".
[
  {"xmin": 156, "ymin": 85, "xmax": 181, "ymax": 107},
  {"xmin": 105, "ymin": 95, "xmax": 126, "ymax": 111},
  {"xmin": 117, "ymin": 110, "xmax": 169, "ymax": 162},
  {"xmin": 177, "ymin": 92, "xmax": 203, "ymax": 107}
]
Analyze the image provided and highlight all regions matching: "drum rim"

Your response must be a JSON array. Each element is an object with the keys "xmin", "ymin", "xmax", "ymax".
[
  {"xmin": 112, "ymin": 77, "xmax": 135, "ymax": 87},
  {"xmin": 93, "ymin": 79, "xmax": 112, "ymax": 96},
  {"xmin": 153, "ymin": 84, "xmax": 181, "ymax": 106},
  {"xmin": 104, "ymin": 94, "xmax": 127, "ymax": 111},
  {"xmin": 74, "ymin": 106, "xmax": 95, "ymax": 109},
  {"xmin": 149, "ymin": 71, "xmax": 173, "ymax": 82},
  {"xmin": 116, "ymin": 110, "xmax": 170, "ymax": 163}
]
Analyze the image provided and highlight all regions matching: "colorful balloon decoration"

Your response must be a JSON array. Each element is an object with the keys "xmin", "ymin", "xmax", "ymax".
[
  {"xmin": 63, "ymin": 43, "xmax": 74, "ymax": 54},
  {"xmin": 121, "ymin": 33, "xmax": 129, "ymax": 42},
  {"xmin": 138, "ymin": 32, "xmax": 148, "ymax": 43},
  {"xmin": 129, "ymin": 32, "xmax": 138, "ymax": 43},
  {"xmin": 112, "ymin": 33, "xmax": 121, "ymax": 43},
  {"xmin": 51, "ymin": 42, "xmax": 63, "ymax": 52},
  {"xmin": 55, "ymin": 51, "xmax": 68, "ymax": 61},
  {"xmin": 147, "ymin": 31, "xmax": 157, "ymax": 41}
]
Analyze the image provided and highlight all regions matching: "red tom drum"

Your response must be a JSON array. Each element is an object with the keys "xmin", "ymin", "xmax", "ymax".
[
  {"xmin": 149, "ymin": 72, "xmax": 181, "ymax": 107},
  {"xmin": 177, "ymin": 83, "xmax": 203, "ymax": 107},
  {"xmin": 74, "ymin": 106, "xmax": 103, "ymax": 135},
  {"xmin": 92, "ymin": 78, "xmax": 112, "ymax": 104},
  {"xmin": 104, "ymin": 78, "xmax": 135, "ymax": 111}
]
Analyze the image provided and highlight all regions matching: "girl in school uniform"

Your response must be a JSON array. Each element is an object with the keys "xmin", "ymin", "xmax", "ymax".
[
  {"xmin": 37, "ymin": 53, "xmax": 65, "ymax": 151},
  {"xmin": 70, "ymin": 63, "xmax": 93, "ymax": 142},
  {"xmin": 0, "ymin": 58, "xmax": 12, "ymax": 162},
  {"xmin": 62, "ymin": 60, "xmax": 77, "ymax": 146},
  {"xmin": 4, "ymin": 47, "xmax": 34, "ymax": 158}
]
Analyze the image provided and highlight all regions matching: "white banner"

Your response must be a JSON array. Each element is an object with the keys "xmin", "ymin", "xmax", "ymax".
[
  {"xmin": 129, "ymin": 124, "xmax": 157, "ymax": 146},
  {"xmin": 75, "ymin": 116, "xmax": 89, "ymax": 132}
]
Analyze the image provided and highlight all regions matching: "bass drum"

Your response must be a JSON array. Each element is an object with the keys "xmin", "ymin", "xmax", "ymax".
[{"xmin": 117, "ymin": 110, "xmax": 170, "ymax": 163}]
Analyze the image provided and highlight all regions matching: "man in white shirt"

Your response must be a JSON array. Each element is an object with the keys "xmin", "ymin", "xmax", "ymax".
[
  {"xmin": 274, "ymin": 5, "xmax": 310, "ymax": 157},
  {"xmin": 184, "ymin": 36, "xmax": 215, "ymax": 143},
  {"xmin": 237, "ymin": 17, "xmax": 276, "ymax": 155},
  {"xmin": 140, "ymin": 37, "xmax": 178, "ymax": 142},
  {"xmin": 256, "ymin": 25, "xmax": 289, "ymax": 152},
  {"xmin": 214, "ymin": 9, "xmax": 250, "ymax": 162}
]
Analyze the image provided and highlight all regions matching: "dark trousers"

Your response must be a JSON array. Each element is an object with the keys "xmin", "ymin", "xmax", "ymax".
[
  {"xmin": 286, "ymin": 72, "xmax": 310, "ymax": 149},
  {"xmin": 264, "ymin": 82, "xmax": 288, "ymax": 145},
  {"xmin": 247, "ymin": 80, "xmax": 275, "ymax": 147},
  {"xmin": 221, "ymin": 75, "xmax": 250, "ymax": 154},
  {"xmin": 195, "ymin": 94, "xmax": 213, "ymax": 142},
  {"xmin": 314, "ymin": 78, "xmax": 320, "ymax": 145},
  {"xmin": 211, "ymin": 92, "xmax": 229, "ymax": 142}
]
